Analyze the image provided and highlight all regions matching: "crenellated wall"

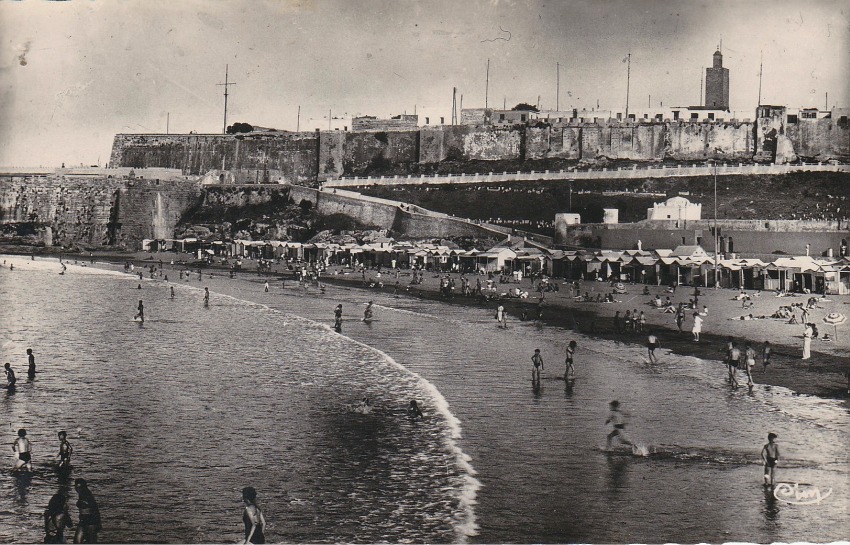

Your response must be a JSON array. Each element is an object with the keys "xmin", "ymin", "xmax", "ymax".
[{"xmin": 110, "ymin": 114, "xmax": 850, "ymax": 184}]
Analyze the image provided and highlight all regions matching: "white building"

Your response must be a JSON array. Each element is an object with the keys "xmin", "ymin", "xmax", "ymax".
[{"xmin": 647, "ymin": 196, "xmax": 702, "ymax": 221}]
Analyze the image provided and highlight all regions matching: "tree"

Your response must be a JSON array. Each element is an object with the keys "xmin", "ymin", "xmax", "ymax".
[
  {"xmin": 511, "ymin": 103, "xmax": 539, "ymax": 112},
  {"xmin": 226, "ymin": 122, "xmax": 254, "ymax": 134}
]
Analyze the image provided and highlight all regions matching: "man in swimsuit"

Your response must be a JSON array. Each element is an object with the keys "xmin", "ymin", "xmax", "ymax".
[
  {"xmin": 531, "ymin": 349, "xmax": 544, "ymax": 383},
  {"xmin": 13, "ymin": 428, "xmax": 32, "ymax": 471},
  {"xmin": 605, "ymin": 400, "xmax": 633, "ymax": 450},
  {"xmin": 4, "ymin": 362, "xmax": 16, "ymax": 388},
  {"xmin": 728, "ymin": 341, "xmax": 741, "ymax": 389},
  {"xmin": 761, "ymin": 432, "xmax": 780, "ymax": 486},
  {"xmin": 57, "ymin": 431, "xmax": 73, "ymax": 470}
]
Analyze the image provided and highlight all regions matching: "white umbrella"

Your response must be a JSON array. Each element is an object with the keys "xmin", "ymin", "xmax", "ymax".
[{"xmin": 822, "ymin": 312, "xmax": 847, "ymax": 340}]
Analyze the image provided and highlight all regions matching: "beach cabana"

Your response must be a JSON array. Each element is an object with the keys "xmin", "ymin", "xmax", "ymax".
[{"xmin": 476, "ymin": 247, "xmax": 517, "ymax": 273}]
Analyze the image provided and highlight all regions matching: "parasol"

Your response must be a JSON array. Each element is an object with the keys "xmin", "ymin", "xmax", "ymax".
[{"xmin": 822, "ymin": 312, "xmax": 847, "ymax": 340}]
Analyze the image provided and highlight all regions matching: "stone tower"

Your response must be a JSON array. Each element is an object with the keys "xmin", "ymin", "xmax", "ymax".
[{"xmin": 705, "ymin": 49, "xmax": 729, "ymax": 110}]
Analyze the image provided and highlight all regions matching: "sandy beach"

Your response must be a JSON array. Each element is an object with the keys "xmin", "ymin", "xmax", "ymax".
[{"xmin": 36, "ymin": 248, "xmax": 848, "ymax": 400}]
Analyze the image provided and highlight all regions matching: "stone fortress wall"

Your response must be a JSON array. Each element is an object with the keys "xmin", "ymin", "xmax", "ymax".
[{"xmin": 109, "ymin": 108, "xmax": 850, "ymax": 186}]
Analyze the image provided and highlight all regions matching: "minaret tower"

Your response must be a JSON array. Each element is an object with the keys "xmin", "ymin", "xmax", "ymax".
[{"xmin": 704, "ymin": 48, "xmax": 730, "ymax": 110}]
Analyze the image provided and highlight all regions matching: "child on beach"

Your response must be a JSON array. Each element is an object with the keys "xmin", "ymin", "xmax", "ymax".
[
  {"xmin": 565, "ymin": 341, "xmax": 576, "ymax": 380},
  {"xmin": 761, "ymin": 433, "xmax": 780, "ymax": 486},
  {"xmin": 691, "ymin": 312, "xmax": 703, "ymax": 342},
  {"xmin": 531, "ymin": 349, "xmax": 544, "ymax": 383}
]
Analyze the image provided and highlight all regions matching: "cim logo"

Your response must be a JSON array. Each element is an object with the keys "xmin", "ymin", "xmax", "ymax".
[{"xmin": 773, "ymin": 482, "xmax": 833, "ymax": 505}]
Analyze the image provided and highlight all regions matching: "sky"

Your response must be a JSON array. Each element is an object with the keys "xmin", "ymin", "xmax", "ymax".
[{"xmin": 1, "ymin": 0, "xmax": 848, "ymax": 167}]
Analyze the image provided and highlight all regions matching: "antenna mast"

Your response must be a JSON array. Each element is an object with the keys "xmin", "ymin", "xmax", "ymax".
[
  {"xmin": 556, "ymin": 62, "xmax": 560, "ymax": 111},
  {"xmin": 757, "ymin": 50, "xmax": 763, "ymax": 106},
  {"xmin": 485, "ymin": 59, "xmax": 490, "ymax": 109},
  {"xmin": 625, "ymin": 52, "xmax": 631, "ymax": 119},
  {"xmin": 217, "ymin": 65, "xmax": 237, "ymax": 134}
]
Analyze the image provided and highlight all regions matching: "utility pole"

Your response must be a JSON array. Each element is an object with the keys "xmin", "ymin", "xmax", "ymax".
[
  {"xmin": 166, "ymin": 112, "xmax": 170, "ymax": 135},
  {"xmin": 460, "ymin": 94, "xmax": 463, "ymax": 116},
  {"xmin": 700, "ymin": 67, "xmax": 704, "ymax": 106},
  {"xmin": 713, "ymin": 159, "xmax": 719, "ymax": 288},
  {"xmin": 217, "ymin": 65, "xmax": 237, "ymax": 134},
  {"xmin": 485, "ymin": 58, "xmax": 490, "ymax": 109},
  {"xmin": 648, "ymin": 94, "xmax": 651, "ymax": 108},
  {"xmin": 825, "ymin": 92, "xmax": 828, "ymax": 110},
  {"xmin": 328, "ymin": 109, "xmax": 332, "ymax": 131},
  {"xmin": 297, "ymin": 105, "xmax": 301, "ymax": 132},
  {"xmin": 556, "ymin": 62, "xmax": 560, "ymax": 111},
  {"xmin": 757, "ymin": 50, "xmax": 763, "ymax": 107},
  {"xmin": 625, "ymin": 52, "xmax": 631, "ymax": 119}
]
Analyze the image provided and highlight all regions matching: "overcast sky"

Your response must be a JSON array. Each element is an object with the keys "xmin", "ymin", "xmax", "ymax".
[{"xmin": 1, "ymin": 0, "xmax": 847, "ymax": 167}]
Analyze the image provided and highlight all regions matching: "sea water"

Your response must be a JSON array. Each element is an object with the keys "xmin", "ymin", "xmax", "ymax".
[
  {"xmin": 1, "ymin": 258, "xmax": 848, "ymax": 543},
  {"xmin": 0, "ymin": 258, "xmax": 474, "ymax": 543}
]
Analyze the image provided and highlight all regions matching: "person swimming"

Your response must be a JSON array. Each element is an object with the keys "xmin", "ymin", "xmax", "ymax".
[
  {"xmin": 356, "ymin": 397, "xmax": 372, "ymax": 414},
  {"xmin": 407, "ymin": 399, "xmax": 424, "ymax": 420}
]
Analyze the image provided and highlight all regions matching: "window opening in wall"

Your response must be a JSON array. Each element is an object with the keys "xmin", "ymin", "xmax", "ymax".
[
  {"xmin": 673, "ymin": 111, "xmax": 680, "ymax": 120},
  {"xmin": 499, "ymin": 114, "xmax": 505, "ymax": 121},
  {"xmin": 521, "ymin": 114, "xmax": 527, "ymax": 122},
  {"xmin": 728, "ymin": 237, "xmax": 734, "ymax": 253},
  {"xmin": 787, "ymin": 114, "xmax": 798, "ymax": 123},
  {"xmin": 682, "ymin": 237, "xmax": 686, "ymax": 244},
  {"xmin": 708, "ymin": 113, "xmax": 715, "ymax": 120},
  {"xmin": 691, "ymin": 113, "xmax": 699, "ymax": 120},
  {"xmin": 697, "ymin": 236, "xmax": 703, "ymax": 245}
]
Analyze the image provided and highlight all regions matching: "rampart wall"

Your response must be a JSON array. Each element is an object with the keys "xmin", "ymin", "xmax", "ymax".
[
  {"xmin": 0, "ymin": 173, "xmax": 201, "ymax": 247},
  {"xmin": 111, "ymin": 117, "xmax": 849, "ymax": 185}
]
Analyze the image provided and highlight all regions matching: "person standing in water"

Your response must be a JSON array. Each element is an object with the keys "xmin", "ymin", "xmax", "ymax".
[
  {"xmin": 13, "ymin": 428, "xmax": 33, "ymax": 472},
  {"xmin": 74, "ymin": 478, "xmax": 102, "ymax": 544},
  {"xmin": 407, "ymin": 400, "xmax": 424, "ymax": 420},
  {"xmin": 761, "ymin": 341, "xmax": 772, "ymax": 371},
  {"xmin": 57, "ymin": 430, "xmax": 73, "ymax": 470},
  {"xmin": 134, "ymin": 300, "xmax": 144, "ymax": 323},
  {"xmin": 203, "ymin": 288, "xmax": 210, "ymax": 308},
  {"xmin": 4, "ymin": 362, "xmax": 16, "ymax": 388},
  {"xmin": 761, "ymin": 432, "xmax": 780, "ymax": 487},
  {"xmin": 170, "ymin": 286, "xmax": 175, "ymax": 300},
  {"xmin": 27, "ymin": 348, "xmax": 36, "ymax": 380},
  {"xmin": 363, "ymin": 301, "xmax": 374, "ymax": 322},
  {"xmin": 605, "ymin": 400, "xmax": 634, "ymax": 450},
  {"xmin": 43, "ymin": 493, "xmax": 73, "ymax": 544},
  {"xmin": 531, "ymin": 349, "xmax": 544, "ymax": 383},
  {"xmin": 564, "ymin": 341, "xmax": 577, "ymax": 380},
  {"xmin": 334, "ymin": 304, "xmax": 343, "ymax": 332},
  {"xmin": 241, "ymin": 486, "xmax": 266, "ymax": 544}
]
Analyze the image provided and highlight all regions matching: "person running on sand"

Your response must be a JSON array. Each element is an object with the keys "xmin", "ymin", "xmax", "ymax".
[
  {"xmin": 13, "ymin": 428, "xmax": 32, "ymax": 472},
  {"xmin": 761, "ymin": 432, "xmax": 780, "ymax": 486},
  {"xmin": 605, "ymin": 400, "xmax": 633, "ymax": 450},
  {"xmin": 531, "ymin": 348, "xmax": 544, "ymax": 383},
  {"xmin": 647, "ymin": 332, "xmax": 659, "ymax": 363},
  {"xmin": 565, "ymin": 341, "xmax": 577, "ymax": 380}
]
